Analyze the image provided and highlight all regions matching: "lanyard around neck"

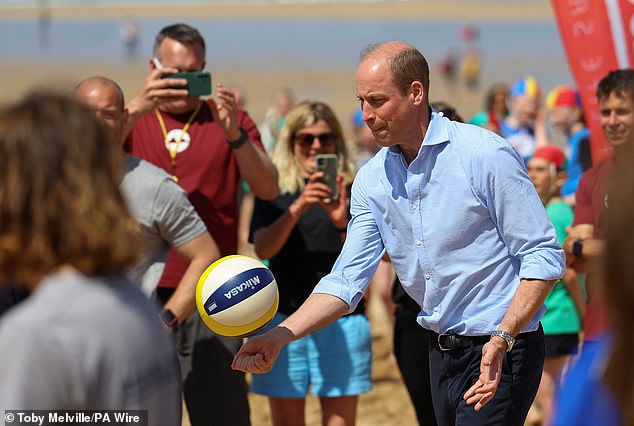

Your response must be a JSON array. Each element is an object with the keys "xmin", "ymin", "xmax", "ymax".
[{"xmin": 155, "ymin": 102, "xmax": 202, "ymax": 183}]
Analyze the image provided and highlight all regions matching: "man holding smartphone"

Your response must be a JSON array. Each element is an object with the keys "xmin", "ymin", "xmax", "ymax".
[{"xmin": 123, "ymin": 23, "xmax": 278, "ymax": 426}]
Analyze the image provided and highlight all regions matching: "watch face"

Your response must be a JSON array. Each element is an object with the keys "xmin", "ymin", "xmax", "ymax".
[
  {"xmin": 492, "ymin": 330, "xmax": 514, "ymax": 351},
  {"xmin": 161, "ymin": 309, "xmax": 177, "ymax": 326}
]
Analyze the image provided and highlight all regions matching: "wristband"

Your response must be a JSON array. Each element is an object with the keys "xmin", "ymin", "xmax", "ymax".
[
  {"xmin": 572, "ymin": 239, "xmax": 584, "ymax": 257},
  {"xmin": 160, "ymin": 308, "xmax": 178, "ymax": 328},
  {"xmin": 227, "ymin": 129, "xmax": 249, "ymax": 149}
]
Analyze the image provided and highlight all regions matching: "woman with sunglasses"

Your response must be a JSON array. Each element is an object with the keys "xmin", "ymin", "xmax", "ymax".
[{"xmin": 248, "ymin": 101, "xmax": 371, "ymax": 426}]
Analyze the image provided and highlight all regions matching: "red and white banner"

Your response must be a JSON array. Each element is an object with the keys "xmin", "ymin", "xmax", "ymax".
[{"xmin": 551, "ymin": 0, "xmax": 634, "ymax": 163}]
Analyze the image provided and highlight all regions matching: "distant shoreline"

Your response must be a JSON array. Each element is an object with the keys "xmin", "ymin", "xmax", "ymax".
[{"xmin": 0, "ymin": 1, "xmax": 554, "ymax": 21}]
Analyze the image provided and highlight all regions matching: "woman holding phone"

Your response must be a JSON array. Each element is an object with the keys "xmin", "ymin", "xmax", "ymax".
[{"xmin": 248, "ymin": 101, "xmax": 370, "ymax": 426}]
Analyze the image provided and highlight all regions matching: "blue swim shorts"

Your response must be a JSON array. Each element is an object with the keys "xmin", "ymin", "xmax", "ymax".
[{"xmin": 250, "ymin": 312, "xmax": 372, "ymax": 398}]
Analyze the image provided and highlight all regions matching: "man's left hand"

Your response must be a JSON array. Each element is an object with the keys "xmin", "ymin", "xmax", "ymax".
[
  {"xmin": 209, "ymin": 83, "xmax": 240, "ymax": 140},
  {"xmin": 463, "ymin": 340, "xmax": 505, "ymax": 411}
]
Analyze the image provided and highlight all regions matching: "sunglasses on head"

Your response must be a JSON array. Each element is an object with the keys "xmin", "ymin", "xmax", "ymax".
[{"xmin": 294, "ymin": 132, "xmax": 337, "ymax": 148}]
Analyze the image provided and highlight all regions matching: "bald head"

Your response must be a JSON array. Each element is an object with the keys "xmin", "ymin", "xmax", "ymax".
[
  {"xmin": 360, "ymin": 41, "xmax": 414, "ymax": 61},
  {"xmin": 360, "ymin": 41, "xmax": 429, "ymax": 97},
  {"xmin": 74, "ymin": 76, "xmax": 125, "ymax": 110},
  {"xmin": 73, "ymin": 76, "xmax": 128, "ymax": 145}
]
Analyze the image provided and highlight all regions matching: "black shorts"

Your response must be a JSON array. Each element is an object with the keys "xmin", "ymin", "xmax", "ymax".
[{"xmin": 544, "ymin": 333, "xmax": 579, "ymax": 358}]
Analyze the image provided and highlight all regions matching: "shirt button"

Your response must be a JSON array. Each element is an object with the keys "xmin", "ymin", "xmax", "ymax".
[
  {"xmin": 411, "ymin": 203, "xmax": 418, "ymax": 210},
  {"xmin": 424, "ymin": 274, "xmax": 431, "ymax": 280},
  {"xmin": 433, "ymin": 306, "xmax": 439, "ymax": 313},
  {"xmin": 416, "ymin": 240, "xmax": 423, "ymax": 246}
]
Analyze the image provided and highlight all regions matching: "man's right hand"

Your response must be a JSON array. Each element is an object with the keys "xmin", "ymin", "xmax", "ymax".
[
  {"xmin": 231, "ymin": 326, "xmax": 294, "ymax": 374},
  {"xmin": 289, "ymin": 172, "xmax": 332, "ymax": 218},
  {"xmin": 127, "ymin": 67, "xmax": 189, "ymax": 118}
]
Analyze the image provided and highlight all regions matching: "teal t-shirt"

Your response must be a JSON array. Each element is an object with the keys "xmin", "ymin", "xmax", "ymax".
[{"xmin": 542, "ymin": 200, "xmax": 583, "ymax": 335}]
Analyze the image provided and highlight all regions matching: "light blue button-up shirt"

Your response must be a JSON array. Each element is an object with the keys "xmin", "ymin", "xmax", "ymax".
[{"xmin": 313, "ymin": 112, "xmax": 565, "ymax": 335}]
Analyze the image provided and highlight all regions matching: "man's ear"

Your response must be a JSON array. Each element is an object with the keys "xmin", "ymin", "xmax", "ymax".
[
  {"xmin": 410, "ymin": 81, "xmax": 425, "ymax": 105},
  {"xmin": 556, "ymin": 170, "xmax": 568, "ymax": 188},
  {"xmin": 122, "ymin": 108, "xmax": 130, "ymax": 127},
  {"xmin": 119, "ymin": 108, "xmax": 130, "ymax": 146}
]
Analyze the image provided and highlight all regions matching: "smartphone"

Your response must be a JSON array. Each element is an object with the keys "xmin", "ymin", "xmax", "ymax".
[
  {"xmin": 162, "ymin": 71, "xmax": 212, "ymax": 97},
  {"xmin": 315, "ymin": 154, "xmax": 339, "ymax": 203}
]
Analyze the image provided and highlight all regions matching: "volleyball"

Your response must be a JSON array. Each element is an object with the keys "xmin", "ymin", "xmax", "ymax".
[{"xmin": 195, "ymin": 255, "xmax": 279, "ymax": 337}]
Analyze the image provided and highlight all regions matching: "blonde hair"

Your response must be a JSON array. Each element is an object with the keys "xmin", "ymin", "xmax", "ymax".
[
  {"xmin": 0, "ymin": 91, "xmax": 141, "ymax": 286},
  {"xmin": 271, "ymin": 101, "xmax": 356, "ymax": 194}
]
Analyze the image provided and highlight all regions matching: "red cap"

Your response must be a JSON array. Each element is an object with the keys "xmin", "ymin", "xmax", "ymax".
[
  {"xmin": 546, "ymin": 86, "xmax": 581, "ymax": 109},
  {"xmin": 532, "ymin": 145, "xmax": 566, "ymax": 170}
]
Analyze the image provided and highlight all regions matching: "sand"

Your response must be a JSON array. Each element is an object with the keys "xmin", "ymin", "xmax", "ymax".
[
  {"xmin": 0, "ymin": 0, "xmax": 557, "ymax": 134},
  {"xmin": 0, "ymin": 57, "xmax": 498, "ymax": 144},
  {"xmin": 246, "ymin": 294, "xmax": 419, "ymax": 426},
  {"xmin": 0, "ymin": 3, "xmax": 553, "ymax": 425},
  {"xmin": 2, "ymin": 1, "xmax": 553, "ymax": 21}
]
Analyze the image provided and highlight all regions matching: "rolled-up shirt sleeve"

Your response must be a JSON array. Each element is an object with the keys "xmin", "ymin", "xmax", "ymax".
[
  {"xmin": 474, "ymin": 141, "xmax": 566, "ymax": 281},
  {"xmin": 312, "ymin": 167, "xmax": 385, "ymax": 312}
]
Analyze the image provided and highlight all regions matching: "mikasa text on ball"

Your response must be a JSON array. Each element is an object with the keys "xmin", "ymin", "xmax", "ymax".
[{"xmin": 196, "ymin": 255, "xmax": 279, "ymax": 337}]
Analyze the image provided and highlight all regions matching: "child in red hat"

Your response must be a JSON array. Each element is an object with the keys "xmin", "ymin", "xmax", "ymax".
[{"xmin": 527, "ymin": 145, "xmax": 585, "ymax": 425}]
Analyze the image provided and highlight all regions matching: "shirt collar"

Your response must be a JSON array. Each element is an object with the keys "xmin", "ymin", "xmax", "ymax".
[
  {"xmin": 422, "ymin": 111, "xmax": 451, "ymax": 147},
  {"xmin": 387, "ymin": 110, "xmax": 450, "ymax": 159}
]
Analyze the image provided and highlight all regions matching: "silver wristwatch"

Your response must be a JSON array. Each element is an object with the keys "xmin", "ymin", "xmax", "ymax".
[{"xmin": 491, "ymin": 330, "xmax": 515, "ymax": 352}]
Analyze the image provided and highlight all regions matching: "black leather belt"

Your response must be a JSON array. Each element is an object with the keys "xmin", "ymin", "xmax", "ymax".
[{"xmin": 430, "ymin": 330, "xmax": 490, "ymax": 351}]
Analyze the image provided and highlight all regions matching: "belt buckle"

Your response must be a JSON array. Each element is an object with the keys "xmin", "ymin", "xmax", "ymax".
[{"xmin": 438, "ymin": 333, "xmax": 453, "ymax": 351}]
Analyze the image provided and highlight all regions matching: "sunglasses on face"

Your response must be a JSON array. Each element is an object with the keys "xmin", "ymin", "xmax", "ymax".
[{"xmin": 294, "ymin": 132, "xmax": 337, "ymax": 149}]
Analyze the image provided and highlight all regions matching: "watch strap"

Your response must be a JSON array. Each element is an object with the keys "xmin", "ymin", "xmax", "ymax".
[
  {"xmin": 491, "ymin": 329, "xmax": 515, "ymax": 352},
  {"xmin": 227, "ymin": 128, "xmax": 249, "ymax": 149},
  {"xmin": 572, "ymin": 238, "xmax": 584, "ymax": 257},
  {"xmin": 160, "ymin": 308, "xmax": 178, "ymax": 328}
]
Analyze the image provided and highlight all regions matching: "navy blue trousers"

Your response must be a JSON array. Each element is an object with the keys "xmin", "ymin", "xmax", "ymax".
[{"xmin": 428, "ymin": 326, "xmax": 544, "ymax": 426}]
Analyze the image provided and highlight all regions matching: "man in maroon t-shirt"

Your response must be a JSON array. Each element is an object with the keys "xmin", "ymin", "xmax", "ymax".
[
  {"xmin": 564, "ymin": 69, "xmax": 634, "ymax": 341},
  {"xmin": 123, "ymin": 23, "xmax": 278, "ymax": 426}
]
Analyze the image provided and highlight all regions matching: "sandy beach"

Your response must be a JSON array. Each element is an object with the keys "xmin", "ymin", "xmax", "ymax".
[
  {"xmin": 0, "ymin": 2, "xmax": 558, "ymax": 425},
  {"xmin": 0, "ymin": 0, "xmax": 559, "ymax": 133},
  {"xmin": 2, "ymin": 1, "xmax": 553, "ymax": 21}
]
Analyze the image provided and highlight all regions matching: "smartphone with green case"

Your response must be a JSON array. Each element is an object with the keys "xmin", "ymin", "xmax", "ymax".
[{"xmin": 163, "ymin": 71, "xmax": 212, "ymax": 97}]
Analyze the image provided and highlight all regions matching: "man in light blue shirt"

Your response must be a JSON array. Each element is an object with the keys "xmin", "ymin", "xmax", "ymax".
[{"xmin": 233, "ymin": 41, "xmax": 564, "ymax": 425}]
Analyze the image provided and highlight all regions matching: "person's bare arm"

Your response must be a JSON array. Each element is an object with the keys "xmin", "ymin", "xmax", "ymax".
[
  {"xmin": 122, "ymin": 66, "xmax": 188, "ymax": 143},
  {"xmin": 208, "ymin": 84, "xmax": 278, "ymax": 200},
  {"xmin": 163, "ymin": 232, "xmax": 220, "ymax": 322},
  {"xmin": 464, "ymin": 278, "xmax": 555, "ymax": 410},
  {"xmin": 563, "ymin": 224, "xmax": 604, "ymax": 272},
  {"xmin": 534, "ymin": 106, "xmax": 550, "ymax": 148},
  {"xmin": 562, "ymin": 266, "xmax": 586, "ymax": 320},
  {"xmin": 253, "ymin": 174, "xmax": 345, "ymax": 260}
]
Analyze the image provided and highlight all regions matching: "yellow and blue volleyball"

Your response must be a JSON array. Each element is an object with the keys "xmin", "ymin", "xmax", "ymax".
[{"xmin": 196, "ymin": 255, "xmax": 279, "ymax": 337}]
